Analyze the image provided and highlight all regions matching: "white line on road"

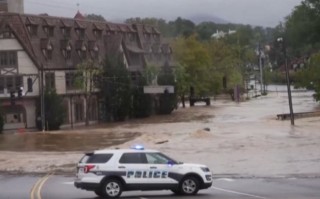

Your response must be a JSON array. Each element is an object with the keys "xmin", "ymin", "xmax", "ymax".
[
  {"xmin": 211, "ymin": 186, "xmax": 266, "ymax": 199},
  {"xmin": 62, "ymin": 181, "xmax": 74, "ymax": 185},
  {"xmin": 216, "ymin": 178, "xmax": 235, "ymax": 182}
]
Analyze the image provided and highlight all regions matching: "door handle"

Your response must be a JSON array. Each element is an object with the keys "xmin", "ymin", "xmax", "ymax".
[
  {"xmin": 150, "ymin": 166, "xmax": 157, "ymax": 169},
  {"xmin": 118, "ymin": 166, "xmax": 126, "ymax": 169}
]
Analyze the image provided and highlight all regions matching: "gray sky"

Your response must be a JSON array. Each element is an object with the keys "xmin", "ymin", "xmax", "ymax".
[{"xmin": 25, "ymin": 0, "xmax": 303, "ymax": 27}]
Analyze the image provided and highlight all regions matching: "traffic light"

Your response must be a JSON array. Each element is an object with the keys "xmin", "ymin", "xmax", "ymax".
[
  {"xmin": 18, "ymin": 87, "xmax": 23, "ymax": 98},
  {"xmin": 10, "ymin": 91, "xmax": 15, "ymax": 106},
  {"xmin": 27, "ymin": 77, "xmax": 33, "ymax": 92}
]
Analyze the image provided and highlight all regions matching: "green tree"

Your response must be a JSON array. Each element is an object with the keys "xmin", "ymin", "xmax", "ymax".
[
  {"xmin": 173, "ymin": 35, "xmax": 211, "ymax": 97},
  {"xmin": 75, "ymin": 59, "xmax": 101, "ymax": 126},
  {"xmin": 85, "ymin": 14, "xmax": 106, "ymax": 22},
  {"xmin": 295, "ymin": 52, "xmax": 320, "ymax": 101},
  {"xmin": 284, "ymin": 0, "xmax": 320, "ymax": 56},
  {"xmin": 38, "ymin": 89, "xmax": 66, "ymax": 131},
  {"xmin": 100, "ymin": 53, "xmax": 131, "ymax": 121},
  {"xmin": 174, "ymin": 64, "xmax": 189, "ymax": 108},
  {"xmin": 206, "ymin": 39, "xmax": 244, "ymax": 97}
]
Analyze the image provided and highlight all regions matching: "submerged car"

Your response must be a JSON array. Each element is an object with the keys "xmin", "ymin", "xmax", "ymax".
[{"xmin": 74, "ymin": 145, "xmax": 213, "ymax": 198}]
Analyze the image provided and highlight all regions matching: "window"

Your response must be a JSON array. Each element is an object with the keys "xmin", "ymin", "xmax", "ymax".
[
  {"xmin": 0, "ymin": 27, "xmax": 13, "ymax": 39},
  {"xmin": 6, "ymin": 76, "xmax": 14, "ymax": 91},
  {"xmin": 0, "ymin": 51, "xmax": 17, "ymax": 67},
  {"xmin": 45, "ymin": 73, "xmax": 55, "ymax": 90},
  {"xmin": 61, "ymin": 27, "xmax": 71, "ymax": 37},
  {"xmin": 15, "ymin": 76, "xmax": 23, "ymax": 90},
  {"xmin": 27, "ymin": 25, "xmax": 38, "ymax": 36},
  {"xmin": 65, "ymin": 72, "xmax": 77, "ymax": 90},
  {"xmin": 119, "ymin": 153, "xmax": 147, "ymax": 164},
  {"xmin": 44, "ymin": 26, "xmax": 54, "ymax": 37},
  {"xmin": 0, "ymin": 76, "xmax": 23, "ymax": 92},
  {"xmin": 0, "ymin": 77, "xmax": 4, "ymax": 93},
  {"xmin": 145, "ymin": 153, "xmax": 177, "ymax": 164},
  {"xmin": 75, "ymin": 28, "xmax": 85, "ymax": 39},
  {"xmin": 74, "ymin": 99, "xmax": 84, "ymax": 122},
  {"xmin": 82, "ymin": 154, "xmax": 113, "ymax": 164},
  {"xmin": 93, "ymin": 29, "xmax": 102, "ymax": 38},
  {"xmin": 43, "ymin": 49, "xmax": 53, "ymax": 60}
]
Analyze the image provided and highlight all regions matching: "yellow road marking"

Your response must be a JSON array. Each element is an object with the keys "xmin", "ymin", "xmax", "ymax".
[{"xmin": 30, "ymin": 173, "xmax": 53, "ymax": 199}]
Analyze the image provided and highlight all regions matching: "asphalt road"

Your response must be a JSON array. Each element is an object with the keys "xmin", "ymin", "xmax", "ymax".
[{"xmin": 0, "ymin": 174, "xmax": 320, "ymax": 199}]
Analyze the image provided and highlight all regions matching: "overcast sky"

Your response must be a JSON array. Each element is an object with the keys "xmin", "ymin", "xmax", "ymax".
[{"xmin": 25, "ymin": 0, "xmax": 303, "ymax": 27}]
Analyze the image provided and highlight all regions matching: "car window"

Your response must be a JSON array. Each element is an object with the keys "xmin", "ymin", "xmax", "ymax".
[
  {"xmin": 145, "ymin": 153, "xmax": 177, "ymax": 164},
  {"xmin": 81, "ymin": 153, "xmax": 113, "ymax": 164},
  {"xmin": 119, "ymin": 153, "xmax": 147, "ymax": 164}
]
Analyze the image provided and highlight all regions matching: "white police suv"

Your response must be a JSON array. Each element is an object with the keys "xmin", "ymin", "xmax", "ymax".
[{"xmin": 74, "ymin": 145, "xmax": 213, "ymax": 198}]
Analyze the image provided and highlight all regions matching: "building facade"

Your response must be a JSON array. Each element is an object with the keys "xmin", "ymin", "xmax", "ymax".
[{"xmin": 0, "ymin": 12, "xmax": 172, "ymax": 131}]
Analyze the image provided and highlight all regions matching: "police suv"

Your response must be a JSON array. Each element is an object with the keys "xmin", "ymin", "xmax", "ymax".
[{"xmin": 74, "ymin": 146, "xmax": 213, "ymax": 198}]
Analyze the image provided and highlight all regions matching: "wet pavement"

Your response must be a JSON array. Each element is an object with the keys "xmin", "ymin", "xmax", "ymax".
[{"xmin": 1, "ymin": 174, "xmax": 320, "ymax": 199}]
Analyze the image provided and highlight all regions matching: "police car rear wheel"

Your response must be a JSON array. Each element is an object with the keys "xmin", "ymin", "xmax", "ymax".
[
  {"xmin": 180, "ymin": 177, "xmax": 199, "ymax": 195},
  {"xmin": 101, "ymin": 179, "xmax": 123, "ymax": 198}
]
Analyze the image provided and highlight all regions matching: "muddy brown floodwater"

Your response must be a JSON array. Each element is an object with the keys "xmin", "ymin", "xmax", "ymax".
[{"xmin": 0, "ymin": 131, "xmax": 141, "ymax": 152}]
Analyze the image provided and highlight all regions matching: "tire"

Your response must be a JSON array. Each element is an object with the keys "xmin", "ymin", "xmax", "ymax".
[
  {"xmin": 179, "ymin": 176, "xmax": 200, "ymax": 195},
  {"xmin": 101, "ymin": 179, "xmax": 123, "ymax": 198}
]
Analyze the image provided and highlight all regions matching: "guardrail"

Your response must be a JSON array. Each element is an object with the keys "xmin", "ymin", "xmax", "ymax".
[{"xmin": 277, "ymin": 111, "xmax": 320, "ymax": 120}]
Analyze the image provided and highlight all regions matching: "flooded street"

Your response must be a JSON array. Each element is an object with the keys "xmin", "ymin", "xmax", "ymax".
[
  {"xmin": 0, "ymin": 131, "xmax": 140, "ymax": 152},
  {"xmin": 0, "ymin": 85, "xmax": 319, "ymax": 177}
]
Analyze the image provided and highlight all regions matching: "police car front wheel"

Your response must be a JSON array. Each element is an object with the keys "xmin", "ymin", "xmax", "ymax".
[
  {"xmin": 101, "ymin": 179, "xmax": 123, "ymax": 198},
  {"xmin": 180, "ymin": 177, "xmax": 199, "ymax": 195}
]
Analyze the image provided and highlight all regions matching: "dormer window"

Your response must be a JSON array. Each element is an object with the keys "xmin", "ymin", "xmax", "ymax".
[
  {"xmin": 43, "ymin": 26, "xmax": 54, "ymax": 37},
  {"xmin": 43, "ymin": 44, "xmax": 53, "ymax": 60},
  {"xmin": 76, "ymin": 41, "xmax": 87, "ymax": 60},
  {"xmin": 75, "ymin": 28, "xmax": 85, "ymax": 39},
  {"xmin": 61, "ymin": 27, "xmax": 71, "ymax": 37},
  {"xmin": 27, "ymin": 25, "xmax": 38, "ymax": 36},
  {"xmin": 0, "ymin": 26, "xmax": 13, "ymax": 39},
  {"xmin": 60, "ymin": 40, "xmax": 72, "ymax": 60},
  {"xmin": 93, "ymin": 29, "xmax": 102, "ymax": 39},
  {"xmin": 90, "ymin": 46, "xmax": 99, "ymax": 60},
  {"xmin": 41, "ymin": 39, "xmax": 53, "ymax": 60},
  {"xmin": 127, "ymin": 33, "xmax": 135, "ymax": 42}
]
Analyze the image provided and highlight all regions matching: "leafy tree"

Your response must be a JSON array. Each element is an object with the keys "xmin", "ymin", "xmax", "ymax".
[
  {"xmin": 206, "ymin": 40, "xmax": 243, "ymax": 96},
  {"xmin": 196, "ymin": 22, "xmax": 218, "ymax": 41},
  {"xmin": 174, "ymin": 64, "xmax": 189, "ymax": 108},
  {"xmin": 295, "ymin": 52, "xmax": 320, "ymax": 101},
  {"xmin": 173, "ymin": 35, "xmax": 211, "ymax": 97},
  {"xmin": 170, "ymin": 17, "xmax": 196, "ymax": 37},
  {"xmin": 85, "ymin": 14, "xmax": 106, "ymax": 22},
  {"xmin": 0, "ymin": 106, "xmax": 4, "ymax": 133},
  {"xmin": 284, "ymin": 0, "xmax": 320, "ymax": 56},
  {"xmin": 37, "ymin": 89, "xmax": 66, "ymax": 131},
  {"xmin": 100, "ymin": 52, "xmax": 131, "ymax": 121}
]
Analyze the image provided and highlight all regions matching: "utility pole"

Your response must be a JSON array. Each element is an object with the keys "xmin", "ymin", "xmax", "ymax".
[
  {"xmin": 258, "ymin": 43, "xmax": 264, "ymax": 95},
  {"xmin": 40, "ymin": 65, "xmax": 46, "ymax": 132},
  {"xmin": 277, "ymin": 37, "xmax": 294, "ymax": 125}
]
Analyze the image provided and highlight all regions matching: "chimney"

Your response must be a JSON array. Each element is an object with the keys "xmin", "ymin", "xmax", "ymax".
[{"xmin": 0, "ymin": 0, "xmax": 24, "ymax": 14}]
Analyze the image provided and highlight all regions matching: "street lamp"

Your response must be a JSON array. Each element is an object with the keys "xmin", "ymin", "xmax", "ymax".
[{"xmin": 277, "ymin": 37, "xmax": 294, "ymax": 125}]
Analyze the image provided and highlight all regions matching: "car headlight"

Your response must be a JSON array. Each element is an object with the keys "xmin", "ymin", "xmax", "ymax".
[{"xmin": 201, "ymin": 167, "xmax": 210, "ymax": 172}]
